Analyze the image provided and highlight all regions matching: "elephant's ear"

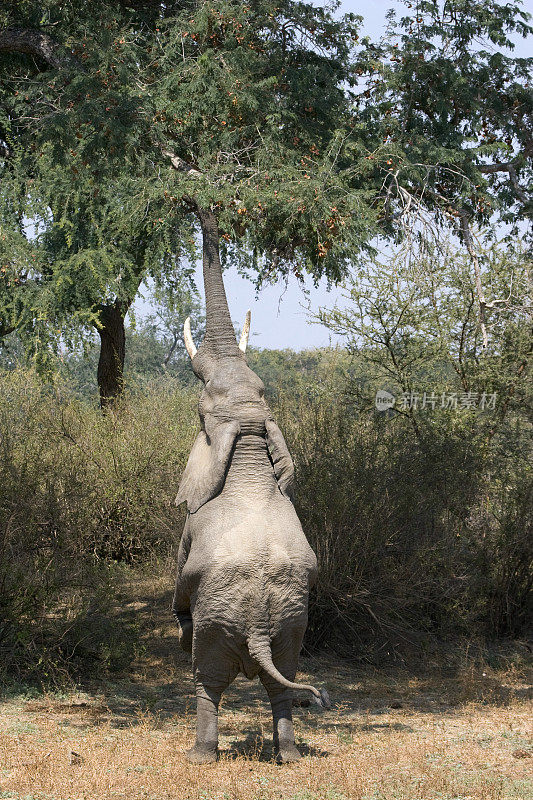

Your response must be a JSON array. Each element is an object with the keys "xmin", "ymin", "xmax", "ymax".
[
  {"xmin": 265, "ymin": 419, "xmax": 295, "ymax": 502},
  {"xmin": 175, "ymin": 418, "xmax": 240, "ymax": 513}
]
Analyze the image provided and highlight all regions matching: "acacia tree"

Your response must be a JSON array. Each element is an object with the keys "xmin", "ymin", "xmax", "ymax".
[
  {"xmin": 0, "ymin": 1, "xmax": 372, "ymax": 399},
  {"xmin": 0, "ymin": 1, "xmax": 199, "ymax": 403},
  {"xmin": 353, "ymin": 0, "xmax": 532, "ymax": 345},
  {"xmin": 142, "ymin": 280, "xmax": 204, "ymax": 371},
  {"xmin": 318, "ymin": 241, "xmax": 531, "ymax": 431},
  {"xmin": 1, "ymin": 0, "xmax": 531, "ymax": 399}
]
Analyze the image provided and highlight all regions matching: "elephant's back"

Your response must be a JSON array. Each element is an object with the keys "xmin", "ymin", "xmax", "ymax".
[
  {"xmin": 187, "ymin": 489, "xmax": 316, "ymax": 573},
  {"xmin": 186, "ymin": 498, "xmax": 316, "ymax": 640},
  {"xmin": 193, "ymin": 560, "xmax": 310, "ymax": 647}
]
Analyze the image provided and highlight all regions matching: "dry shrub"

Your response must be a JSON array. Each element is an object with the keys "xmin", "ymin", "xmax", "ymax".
[
  {"xmin": 0, "ymin": 369, "xmax": 197, "ymax": 682},
  {"xmin": 276, "ymin": 390, "xmax": 532, "ymax": 655},
  {"xmin": 0, "ymin": 366, "xmax": 530, "ymax": 681}
]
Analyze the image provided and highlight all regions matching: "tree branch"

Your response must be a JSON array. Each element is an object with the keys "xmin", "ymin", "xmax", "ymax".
[
  {"xmin": 452, "ymin": 291, "xmax": 475, "ymax": 391},
  {"xmin": 161, "ymin": 148, "xmax": 204, "ymax": 179},
  {"xmin": 506, "ymin": 165, "xmax": 529, "ymax": 205},
  {"xmin": 459, "ymin": 211, "xmax": 488, "ymax": 349},
  {"xmin": 162, "ymin": 331, "xmax": 180, "ymax": 367},
  {"xmin": 478, "ymin": 161, "xmax": 516, "ymax": 174},
  {"xmin": 0, "ymin": 28, "xmax": 77, "ymax": 70},
  {"xmin": 478, "ymin": 157, "xmax": 530, "ymax": 205}
]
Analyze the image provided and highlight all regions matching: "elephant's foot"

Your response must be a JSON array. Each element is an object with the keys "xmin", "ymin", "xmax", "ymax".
[
  {"xmin": 276, "ymin": 743, "xmax": 302, "ymax": 763},
  {"xmin": 176, "ymin": 618, "xmax": 193, "ymax": 653},
  {"xmin": 186, "ymin": 744, "xmax": 217, "ymax": 764}
]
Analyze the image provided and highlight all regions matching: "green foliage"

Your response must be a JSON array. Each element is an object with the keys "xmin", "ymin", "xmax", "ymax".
[
  {"xmin": 1, "ymin": 0, "xmax": 530, "ymax": 374},
  {"xmin": 52, "ymin": 271, "xmax": 204, "ymax": 396},
  {"xmin": 58, "ymin": 337, "xmax": 353, "ymax": 401},
  {"xmin": 353, "ymin": 0, "xmax": 532, "ymax": 233},
  {"xmin": 234, "ymin": 346, "xmax": 353, "ymax": 402},
  {"xmin": 317, "ymin": 240, "xmax": 532, "ymax": 428},
  {"xmin": 280, "ymin": 387, "xmax": 531, "ymax": 651},
  {"xmin": 140, "ymin": 277, "xmax": 205, "ymax": 372},
  {"xmin": 306, "ymin": 240, "xmax": 532, "ymax": 649},
  {"xmin": 59, "ymin": 323, "xmax": 201, "ymax": 398},
  {"xmin": 0, "ymin": 0, "xmax": 371, "ymax": 365},
  {"xmin": 0, "ymin": 2, "xmax": 199, "ymax": 366}
]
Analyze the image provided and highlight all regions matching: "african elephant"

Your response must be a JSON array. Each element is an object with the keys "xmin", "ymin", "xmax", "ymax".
[{"xmin": 172, "ymin": 207, "xmax": 329, "ymax": 764}]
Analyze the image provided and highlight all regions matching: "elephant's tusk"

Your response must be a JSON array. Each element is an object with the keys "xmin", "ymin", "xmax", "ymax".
[
  {"xmin": 183, "ymin": 317, "xmax": 197, "ymax": 360},
  {"xmin": 239, "ymin": 309, "xmax": 251, "ymax": 353}
]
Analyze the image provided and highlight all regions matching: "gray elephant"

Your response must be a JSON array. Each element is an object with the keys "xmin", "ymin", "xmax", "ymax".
[{"xmin": 173, "ymin": 207, "xmax": 329, "ymax": 764}]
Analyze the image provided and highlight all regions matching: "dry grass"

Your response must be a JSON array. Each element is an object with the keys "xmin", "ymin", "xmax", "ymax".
[{"xmin": 0, "ymin": 573, "xmax": 531, "ymax": 800}]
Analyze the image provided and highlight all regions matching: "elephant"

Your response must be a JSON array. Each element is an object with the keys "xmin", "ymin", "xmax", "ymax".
[{"xmin": 172, "ymin": 206, "xmax": 329, "ymax": 764}]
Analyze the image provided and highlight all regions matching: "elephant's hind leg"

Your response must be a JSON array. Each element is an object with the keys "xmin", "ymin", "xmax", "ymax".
[
  {"xmin": 187, "ymin": 643, "xmax": 239, "ymax": 763},
  {"xmin": 186, "ymin": 684, "xmax": 222, "ymax": 764},
  {"xmin": 174, "ymin": 611, "xmax": 193, "ymax": 653},
  {"xmin": 260, "ymin": 668, "xmax": 302, "ymax": 763}
]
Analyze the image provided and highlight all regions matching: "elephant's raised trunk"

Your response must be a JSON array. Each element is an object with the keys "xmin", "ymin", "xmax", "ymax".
[
  {"xmin": 183, "ymin": 207, "xmax": 251, "ymax": 377},
  {"xmin": 197, "ymin": 207, "xmax": 240, "ymax": 358}
]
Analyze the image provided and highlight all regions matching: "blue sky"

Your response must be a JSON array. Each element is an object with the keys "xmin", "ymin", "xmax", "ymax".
[{"xmin": 135, "ymin": 1, "xmax": 532, "ymax": 351}]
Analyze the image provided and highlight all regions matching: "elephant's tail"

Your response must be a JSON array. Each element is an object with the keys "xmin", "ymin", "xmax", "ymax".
[{"xmin": 246, "ymin": 634, "xmax": 331, "ymax": 710}]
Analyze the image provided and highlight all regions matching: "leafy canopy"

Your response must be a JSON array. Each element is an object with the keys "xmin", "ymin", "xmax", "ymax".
[
  {"xmin": 352, "ymin": 0, "xmax": 532, "ymax": 234},
  {"xmin": 1, "ymin": 1, "xmax": 372, "ymax": 292},
  {"xmin": 0, "ymin": 0, "xmax": 531, "ymax": 360}
]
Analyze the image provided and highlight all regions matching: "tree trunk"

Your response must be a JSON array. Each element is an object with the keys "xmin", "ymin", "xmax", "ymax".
[{"xmin": 96, "ymin": 303, "xmax": 126, "ymax": 408}]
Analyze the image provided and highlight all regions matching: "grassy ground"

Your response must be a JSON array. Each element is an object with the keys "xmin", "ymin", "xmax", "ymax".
[{"xmin": 0, "ymin": 573, "xmax": 531, "ymax": 800}]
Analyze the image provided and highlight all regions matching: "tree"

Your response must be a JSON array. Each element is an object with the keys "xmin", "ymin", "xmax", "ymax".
[
  {"xmin": 317, "ymin": 240, "xmax": 532, "ymax": 437},
  {"xmin": 142, "ymin": 279, "xmax": 204, "ymax": 372},
  {"xmin": 0, "ymin": 1, "xmax": 198, "ymax": 403},
  {"xmin": 0, "ymin": 2, "xmax": 371, "ymax": 383},
  {"xmin": 351, "ymin": 0, "xmax": 532, "ymax": 345},
  {"xmin": 1, "ymin": 0, "xmax": 531, "ymax": 393},
  {"xmin": 316, "ymin": 238, "xmax": 532, "ymax": 637}
]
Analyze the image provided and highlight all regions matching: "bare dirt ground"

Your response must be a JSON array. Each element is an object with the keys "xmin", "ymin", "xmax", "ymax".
[{"xmin": 1, "ymin": 573, "xmax": 531, "ymax": 800}]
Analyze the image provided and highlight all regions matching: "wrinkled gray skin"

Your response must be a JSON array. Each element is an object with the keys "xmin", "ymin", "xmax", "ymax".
[{"xmin": 172, "ymin": 207, "xmax": 329, "ymax": 764}]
